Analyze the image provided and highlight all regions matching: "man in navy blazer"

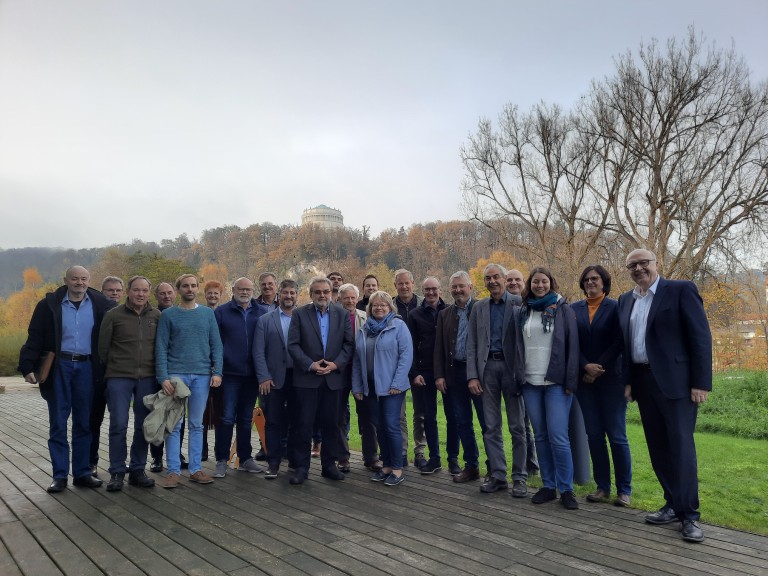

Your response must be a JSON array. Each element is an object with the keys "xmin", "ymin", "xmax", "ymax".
[
  {"xmin": 287, "ymin": 276, "xmax": 354, "ymax": 484},
  {"xmin": 618, "ymin": 249, "xmax": 712, "ymax": 543}
]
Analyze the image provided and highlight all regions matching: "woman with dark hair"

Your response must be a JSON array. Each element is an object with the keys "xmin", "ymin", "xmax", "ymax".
[
  {"xmin": 572, "ymin": 265, "xmax": 632, "ymax": 506},
  {"xmin": 517, "ymin": 267, "xmax": 580, "ymax": 509}
]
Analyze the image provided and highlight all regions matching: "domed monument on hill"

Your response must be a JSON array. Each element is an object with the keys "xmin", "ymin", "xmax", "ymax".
[{"xmin": 301, "ymin": 204, "xmax": 344, "ymax": 229}]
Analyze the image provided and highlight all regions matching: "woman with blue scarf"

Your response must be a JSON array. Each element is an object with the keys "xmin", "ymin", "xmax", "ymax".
[
  {"xmin": 518, "ymin": 267, "xmax": 580, "ymax": 509},
  {"xmin": 352, "ymin": 291, "xmax": 413, "ymax": 486}
]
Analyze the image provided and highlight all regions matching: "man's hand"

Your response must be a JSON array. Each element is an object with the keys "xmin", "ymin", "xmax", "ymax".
[
  {"xmin": 435, "ymin": 377, "xmax": 447, "ymax": 393},
  {"xmin": 259, "ymin": 380, "xmax": 274, "ymax": 395},
  {"xmin": 584, "ymin": 363, "xmax": 605, "ymax": 379},
  {"xmin": 468, "ymin": 378, "xmax": 483, "ymax": 395},
  {"xmin": 412, "ymin": 375, "xmax": 426, "ymax": 387},
  {"xmin": 310, "ymin": 360, "xmax": 334, "ymax": 375},
  {"xmin": 162, "ymin": 379, "xmax": 175, "ymax": 395},
  {"xmin": 624, "ymin": 384, "xmax": 633, "ymax": 402},
  {"xmin": 388, "ymin": 388, "xmax": 402, "ymax": 395},
  {"xmin": 353, "ymin": 392, "xmax": 363, "ymax": 401},
  {"xmin": 24, "ymin": 372, "xmax": 37, "ymax": 385},
  {"xmin": 210, "ymin": 375, "xmax": 222, "ymax": 388},
  {"xmin": 691, "ymin": 388, "xmax": 709, "ymax": 404}
]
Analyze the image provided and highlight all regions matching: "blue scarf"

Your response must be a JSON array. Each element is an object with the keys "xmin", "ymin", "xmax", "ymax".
[
  {"xmin": 521, "ymin": 292, "xmax": 559, "ymax": 332},
  {"xmin": 365, "ymin": 312, "xmax": 394, "ymax": 336}
]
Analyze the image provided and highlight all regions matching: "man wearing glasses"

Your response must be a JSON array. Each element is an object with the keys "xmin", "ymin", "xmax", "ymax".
[
  {"xmin": 618, "ymin": 249, "xmax": 712, "ymax": 543},
  {"xmin": 287, "ymin": 277, "xmax": 354, "ymax": 484}
]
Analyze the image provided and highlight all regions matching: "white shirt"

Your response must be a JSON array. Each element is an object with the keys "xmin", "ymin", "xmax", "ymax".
[{"xmin": 629, "ymin": 275, "xmax": 660, "ymax": 363}]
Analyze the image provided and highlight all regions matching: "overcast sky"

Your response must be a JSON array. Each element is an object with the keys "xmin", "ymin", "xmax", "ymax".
[{"xmin": 1, "ymin": 0, "xmax": 766, "ymax": 250}]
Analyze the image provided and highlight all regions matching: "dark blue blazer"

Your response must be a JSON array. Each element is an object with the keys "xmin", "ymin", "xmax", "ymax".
[
  {"xmin": 617, "ymin": 278, "xmax": 712, "ymax": 399},
  {"xmin": 572, "ymin": 296, "xmax": 623, "ymax": 385},
  {"xmin": 253, "ymin": 307, "xmax": 291, "ymax": 389}
]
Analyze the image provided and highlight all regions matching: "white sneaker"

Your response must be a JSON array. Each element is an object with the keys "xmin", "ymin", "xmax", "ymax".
[{"xmin": 213, "ymin": 460, "xmax": 227, "ymax": 478}]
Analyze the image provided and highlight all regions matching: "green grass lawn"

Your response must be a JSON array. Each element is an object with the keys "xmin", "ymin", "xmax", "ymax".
[{"xmin": 345, "ymin": 376, "xmax": 768, "ymax": 535}]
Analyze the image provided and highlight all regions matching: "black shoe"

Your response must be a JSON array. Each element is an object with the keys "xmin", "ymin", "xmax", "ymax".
[
  {"xmin": 254, "ymin": 448, "xmax": 267, "ymax": 461},
  {"xmin": 106, "ymin": 473, "xmax": 124, "ymax": 492},
  {"xmin": 90, "ymin": 465, "xmax": 99, "ymax": 479},
  {"xmin": 645, "ymin": 505, "xmax": 677, "ymax": 525},
  {"xmin": 480, "ymin": 477, "xmax": 508, "ymax": 493},
  {"xmin": 265, "ymin": 465, "xmax": 279, "ymax": 479},
  {"xmin": 419, "ymin": 458, "xmax": 442, "ymax": 475},
  {"xmin": 401, "ymin": 455, "xmax": 409, "ymax": 467},
  {"xmin": 179, "ymin": 454, "xmax": 188, "ymax": 470},
  {"xmin": 47, "ymin": 478, "xmax": 67, "ymax": 493},
  {"xmin": 73, "ymin": 475, "xmax": 103, "ymax": 488},
  {"xmin": 321, "ymin": 467, "xmax": 345, "ymax": 481},
  {"xmin": 560, "ymin": 490, "xmax": 579, "ymax": 510},
  {"xmin": 511, "ymin": 480, "xmax": 528, "ymax": 498},
  {"xmin": 531, "ymin": 487, "xmax": 558, "ymax": 504},
  {"xmin": 448, "ymin": 459, "xmax": 462, "ymax": 475},
  {"xmin": 289, "ymin": 468, "xmax": 307, "ymax": 485},
  {"xmin": 527, "ymin": 463, "xmax": 540, "ymax": 476},
  {"xmin": 149, "ymin": 458, "xmax": 163, "ymax": 473},
  {"xmin": 681, "ymin": 520, "xmax": 704, "ymax": 542},
  {"xmin": 338, "ymin": 460, "xmax": 351, "ymax": 473},
  {"xmin": 128, "ymin": 470, "xmax": 155, "ymax": 488},
  {"xmin": 413, "ymin": 455, "xmax": 427, "ymax": 469}
]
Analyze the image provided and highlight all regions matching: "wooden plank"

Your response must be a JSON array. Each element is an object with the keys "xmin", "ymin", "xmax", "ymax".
[{"xmin": 0, "ymin": 521, "xmax": 63, "ymax": 576}]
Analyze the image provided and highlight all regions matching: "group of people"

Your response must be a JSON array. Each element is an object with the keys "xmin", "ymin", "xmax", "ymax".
[{"xmin": 18, "ymin": 247, "xmax": 712, "ymax": 544}]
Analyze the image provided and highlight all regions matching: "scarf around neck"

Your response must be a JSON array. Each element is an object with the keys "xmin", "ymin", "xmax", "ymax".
[
  {"xmin": 365, "ymin": 312, "xmax": 394, "ymax": 336},
  {"xmin": 521, "ymin": 291, "xmax": 559, "ymax": 333}
]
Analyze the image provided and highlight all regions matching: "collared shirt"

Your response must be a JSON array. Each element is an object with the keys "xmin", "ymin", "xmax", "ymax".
[
  {"xmin": 255, "ymin": 295, "xmax": 279, "ymax": 313},
  {"xmin": 454, "ymin": 299, "xmax": 472, "ymax": 361},
  {"xmin": 279, "ymin": 309, "xmax": 293, "ymax": 368},
  {"xmin": 489, "ymin": 292, "xmax": 508, "ymax": 353},
  {"xmin": 61, "ymin": 292, "xmax": 94, "ymax": 355},
  {"xmin": 629, "ymin": 275, "xmax": 661, "ymax": 363},
  {"xmin": 315, "ymin": 305, "xmax": 330, "ymax": 356}
]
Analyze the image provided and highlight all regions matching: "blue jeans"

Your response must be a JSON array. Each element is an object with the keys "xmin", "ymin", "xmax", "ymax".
[
  {"xmin": 106, "ymin": 377, "xmax": 158, "ymax": 474},
  {"xmin": 366, "ymin": 391, "xmax": 405, "ymax": 470},
  {"xmin": 47, "ymin": 359, "xmax": 93, "ymax": 479},
  {"xmin": 577, "ymin": 381, "xmax": 632, "ymax": 495},
  {"xmin": 451, "ymin": 361, "xmax": 486, "ymax": 468},
  {"xmin": 165, "ymin": 374, "xmax": 210, "ymax": 475},
  {"xmin": 214, "ymin": 375, "xmax": 259, "ymax": 462},
  {"xmin": 523, "ymin": 383, "xmax": 574, "ymax": 493}
]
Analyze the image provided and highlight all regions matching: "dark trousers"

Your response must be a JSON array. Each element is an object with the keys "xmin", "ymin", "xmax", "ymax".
[
  {"xmin": 89, "ymin": 378, "xmax": 107, "ymax": 466},
  {"xmin": 290, "ymin": 382, "xmax": 341, "ymax": 472},
  {"xmin": 105, "ymin": 377, "xmax": 157, "ymax": 474},
  {"xmin": 214, "ymin": 375, "xmax": 259, "ymax": 462},
  {"xmin": 353, "ymin": 393, "xmax": 379, "ymax": 464},
  {"xmin": 263, "ymin": 370, "xmax": 294, "ymax": 468},
  {"xmin": 632, "ymin": 365, "xmax": 700, "ymax": 521},
  {"xmin": 48, "ymin": 359, "xmax": 93, "ymax": 479},
  {"xmin": 450, "ymin": 361, "xmax": 487, "ymax": 469},
  {"xmin": 420, "ymin": 369, "xmax": 460, "ymax": 462}
]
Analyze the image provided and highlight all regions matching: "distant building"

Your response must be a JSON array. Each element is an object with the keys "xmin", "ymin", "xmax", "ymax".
[{"xmin": 301, "ymin": 204, "xmax": 344, "ymax": 229}]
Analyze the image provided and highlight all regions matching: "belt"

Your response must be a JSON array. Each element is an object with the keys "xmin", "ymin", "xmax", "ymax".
[
  {"xmin": 488, "ymin": 351, "xmax": 504, "ymax": 361},
  {"xmin": 60, "ymin": 352, "xmax": 91, "ymax": 362},
  {"xmin": 631, "ymin": 362, "xmax": 652, "ymax": 371},
  {"xmin": 453, "ymin": 360, "xmax": 467, "ymax": 365}
]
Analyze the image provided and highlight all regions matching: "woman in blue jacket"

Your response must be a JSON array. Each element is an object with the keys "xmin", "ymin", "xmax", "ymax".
[
  {"xmin": 352, "ymin": 291, "xmax": 413, "ymax": 486},
  {"xmin": 517, "ymin": 267, "xmax": 580, "ymax": 509}
]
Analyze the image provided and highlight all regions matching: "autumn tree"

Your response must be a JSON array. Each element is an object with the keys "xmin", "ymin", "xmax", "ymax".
[{"xmin": 462, "ymin": 29, "xmax": 768, "ymax": 283}]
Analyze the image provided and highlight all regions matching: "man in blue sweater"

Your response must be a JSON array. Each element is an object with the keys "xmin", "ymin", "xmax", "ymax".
[{"xmin": 155, "ymin": 274, "xmax": 223, "ymax": 488}]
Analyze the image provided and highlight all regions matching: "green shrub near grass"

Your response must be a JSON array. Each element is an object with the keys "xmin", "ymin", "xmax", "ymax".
[{"xmin": 0, "ymin": 331, "xmax": 25, "ymax": 376}]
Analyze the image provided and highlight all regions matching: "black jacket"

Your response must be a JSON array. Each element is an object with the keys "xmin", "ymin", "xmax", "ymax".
[{"xmin": 407, "ymin": 298, "xmax": 446, "ymax": 379}]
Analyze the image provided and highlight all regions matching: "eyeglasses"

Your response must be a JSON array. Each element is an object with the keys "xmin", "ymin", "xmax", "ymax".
[
  {"xmin": 583, "ymin": 276, "xmax": 601, "ymax": 283},
  {"xmin": 371, "ymin": 303, "xmax": 390, "ymax": 309},
  {"xmin": 313, "ymin": 289, "xmax": 331, "ymax": 295},
  {"xmin": 423, "ymin": 287, "xmax": 439, "ymax": 293},
  {"xmin": 626, "ymin": 259, "xmax": 655, "ymax": 270}
]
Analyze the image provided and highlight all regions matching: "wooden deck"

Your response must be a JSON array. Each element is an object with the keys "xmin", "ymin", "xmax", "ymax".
[{"xmin": 1, "ymin": 386, "xmax": 767, "ymax": 576}]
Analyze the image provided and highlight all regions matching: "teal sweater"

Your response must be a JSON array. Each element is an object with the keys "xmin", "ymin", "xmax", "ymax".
[{"xmin": 155, "ymin": 306, "xmax": 223, "ymax": 383}]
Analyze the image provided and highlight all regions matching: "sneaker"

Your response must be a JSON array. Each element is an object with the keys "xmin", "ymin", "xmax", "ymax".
[
  {"xmin": 448, "ymin": 459, "xmax": 462, "ymax": 475},
  {"xmin": 419, "ymin": 458, "xmax": 442, "ymax": 475},
  {"xmin": 560, "ymin": 490, "xmax": 579, "ymax": 510},
  {"xmin": 239, "ymin": 458, "xmax": 265, "ymax": 473},
  {"xmin": 384, "ymin": 473, "xmax": 405, "ymax": 486},
  {"xmin": 586, "ymin": 489, "xmax": 611, "ymax": 503},
  {"xmin": 189, "ymin": 470, "xmax": 214, "ymax": 484},
  {"xmin": 453, "ymin": 466, "xmax": 480, "ymax": 483},
  {"xmin": 531, "ymin": 487, "xmax": 557, "ymax": 504},
  {"xmin": 128, "ymin": 470, "xmax": 155, "ymax": 488},
  {"xmin": 162, "ymin": 473, "xmax": 180, "ymax": 489},
  {"xmin": 511, "ymin": 480, "xmax": 528, "ymax": 498},
  {"xmin": 265, "ymin": 465, "xmax": 279, "ymax": 479},
  {"xmin": 213, "ymin": 460, "xmax": 227, "ymax": 478},
  {"xmin": 370, "ymin": 471, "xmax": 390, "ymax": 482}
]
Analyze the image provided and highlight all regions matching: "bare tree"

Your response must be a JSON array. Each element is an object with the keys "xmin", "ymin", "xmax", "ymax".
[{"xmin": 462, "ymin": 29, "xmax": 768, "ymax": 281}]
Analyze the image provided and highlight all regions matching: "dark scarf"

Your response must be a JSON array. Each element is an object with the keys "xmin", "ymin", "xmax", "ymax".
[
  {"xmin": 365, "ymin": 312, "xmax": 394, "ymax": 336},
  {"xmin": 521, "ymin": 291, "xmax": 559, "ymax": 333}
]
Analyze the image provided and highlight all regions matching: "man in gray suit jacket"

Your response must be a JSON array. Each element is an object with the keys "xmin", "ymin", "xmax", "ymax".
[
  {"xmin": 467, "ymin": 263, "xmax": 527, "ymax": 497},
  {"xmin": 253, "ymin": 279, "xmax": 299, "ymax": 479},
  {"xmin": 287, "ymin": 276, "xmax": 355, "ymax": 484}
]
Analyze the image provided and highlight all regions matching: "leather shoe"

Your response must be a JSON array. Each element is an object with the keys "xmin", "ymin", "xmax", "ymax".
[
  {"xmin": 106, "ymin": 473, "xmax": 124, "ymax": 492},
  {"xmin": 681, "ymin": 520, "xmax": 704, "ymax": 542},
  {"xmin": 645, "ymin": 505, "xmax": 677, "ymax": 525},
  {"xmin": 73, "ymin": 475, "xmax": 103, "ymax": 488},
  {"xmin": 480, "ymin": 477, "xmax": 508, "ymax": 493},
  {"xmin": 289, "ymin": 468, "xmax": 307, "ymax": 485},
  {"xmin": 149, "ymin": 458, "xmax": 163, "ymax": 473},
  {"xmin": 321, "ymin": 467, "xmax": 345, "ymax": 481},
  {"xmin": 453, "ymin": 466, "xmax": 480, "ymax": 483},
  {"xmin": 128, "ymin": 470, "xmax": 155, "ymax": 488},
  {"xmin": 47, "ymin": 478, "xmax": 67, "ymax": 493}
]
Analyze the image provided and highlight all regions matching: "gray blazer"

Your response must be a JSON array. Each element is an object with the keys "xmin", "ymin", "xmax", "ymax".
[
  {"xmin": 466, "ymin": 293, "xmax": 523, "ymax": 393},
  {"xmin": 253, "ymin": 307, "xmax": 292, "ymax": 389}
]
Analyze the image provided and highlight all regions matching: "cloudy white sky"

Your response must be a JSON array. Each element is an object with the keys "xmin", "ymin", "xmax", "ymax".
[{"xmin": 1, "ymin": 0, "xmax": 766, "ymax": 249}]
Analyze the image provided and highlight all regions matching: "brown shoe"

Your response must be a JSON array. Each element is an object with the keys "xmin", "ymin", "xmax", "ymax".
[
  {"xmin": 189, "ymin": 470, "xmax": 214, "ymax": 484},
  {"xmin": 614, "ymin": 493, "xmax": 631, "ymax": 507},
  {"xmin": 162, "ymin": 473, "xmax": 180, "ymax": 489},
  {"xmin": 365, "ymin": 459, "xmax": 383, "ymax": 472},
  {"xmin": 453, "ymin": 466, "xmax": 480, "ymax": 483},
  {"xmin": 311, "ymin": 442, "xmax": 321, "ymax": 458},
  {"xmin": 586, "ymin": 489, "xmax": 610, "ymax": 503}
]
